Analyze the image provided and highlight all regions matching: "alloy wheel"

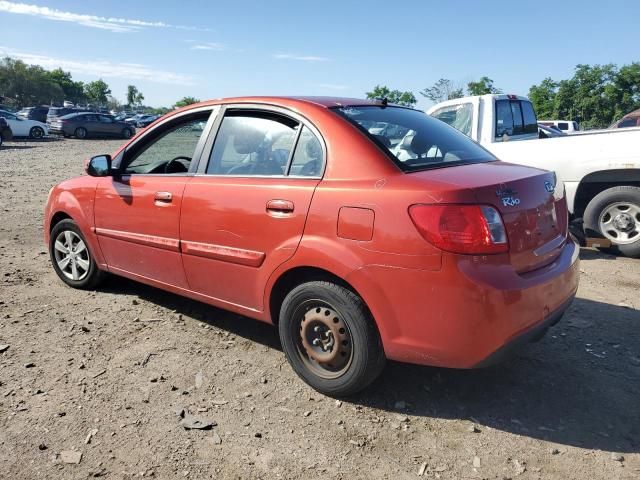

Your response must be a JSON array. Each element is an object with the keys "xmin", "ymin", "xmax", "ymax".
[{"xmin": 53, "ymin": 230, "xmax": 90, "ymax": 281}]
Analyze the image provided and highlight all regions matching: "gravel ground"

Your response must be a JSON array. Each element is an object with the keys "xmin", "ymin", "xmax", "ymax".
[{"xmin": 0, "ymin": 138, "xmax": 639, "ymax": 480}]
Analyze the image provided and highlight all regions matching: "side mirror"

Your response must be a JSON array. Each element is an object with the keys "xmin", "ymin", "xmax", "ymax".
[{"xmin": 86, "ymin": 154, "xmax": 112, "ymax": 177}]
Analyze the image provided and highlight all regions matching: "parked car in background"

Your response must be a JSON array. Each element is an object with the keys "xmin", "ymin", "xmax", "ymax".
[
  {"xmin": 0, "ymin": 109, "xmax": 48, "ymax": 138},
  {"xmin": 136, "ymin": 114, "xmax": 159, "ymax": 128},
  {"xmin": 17, "ymin": 106, "xmax": 49, "ymax": 123},
  {"xmin": 538, "ymin": 120, "xmax": 580, "ymax": 134},
  {"xmin": 427, "ymin": 94, "xmax": 640, "ymax": 257},
  {"xmin": 47, "ymin": 107, "xmax": 90, "ymax": 125},
  {"xmin": 0, "ymin": 116, "xmax": 13, "ymax": 147},
  {"xmin": 538, "ymin": 123, "xmax": 565, "ymax": 138},
  {"xmin": 48, "ymin": 112, "xmax": 135, "ymax": 139},
  {"xmin": 44, "ymin": 96, "xmax": 579, "ymax": 395},
  {"xmin": 610, "ymin": 109, "xmax": 640, "ymax": 129}
]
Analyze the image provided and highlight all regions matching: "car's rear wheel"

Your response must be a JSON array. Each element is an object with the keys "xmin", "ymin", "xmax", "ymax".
[
  {"xmin": 29, "ymin": 126, "xmax": 44, "ymax": 139},
  {"xmin": 122, "ymin": 128, "xmax": 133, "ymax": 139},
  {"xmin": 49, "ymin": 219, "xmax": 105, "ymax": 289},
  {"xmin": 75, "ymin": 127, "xmax": 87, "ymax": 139},
  {"xmin": 584, "ymin": 186, "xmax": 640, "ymax": 258},
  {"xmin": 0, "ymin": 133, "xmax": 3, "ymax": 147},
  {"xmin": 278, "ymin": 281, "xmax": 385, "ymax": 396}
]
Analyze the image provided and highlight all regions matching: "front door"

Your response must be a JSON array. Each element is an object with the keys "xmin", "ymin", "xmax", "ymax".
[
  {"xmin": 180, "ymin": 107, "xmax": 324, "ymax": 311},
  {"xmin": 94, "ymin": 109, "xmax": 214, "ymax": 288}
]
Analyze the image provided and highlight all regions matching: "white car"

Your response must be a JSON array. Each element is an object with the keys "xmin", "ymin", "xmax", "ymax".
[{"xmin": 0, "ymin": 110, "xmax": 48, "ymax": 138}]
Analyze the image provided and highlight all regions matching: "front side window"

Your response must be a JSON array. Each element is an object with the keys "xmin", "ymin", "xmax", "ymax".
[
  {"xmin": 431, "ymin": 103, "xmax": 474, "ymax": 137},
  {"xmin": 334, "ymin": 106, "xmax": 495, "ymax": 172},
  {"xmin": 617, "ymin": 118, "xmax": 637, "ymax": 128},
  {"xmin": 207, "ymin": 112, "xmax": 298, "ymax": 176},
  {"xmin": 123, "ymin": 115, "xmax": 209, "ymax": 174}
]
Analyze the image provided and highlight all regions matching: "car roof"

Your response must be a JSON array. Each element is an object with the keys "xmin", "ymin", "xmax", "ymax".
[{"xmin": 182, "ymin": 96, "xmax": 402, "ymax": 110}]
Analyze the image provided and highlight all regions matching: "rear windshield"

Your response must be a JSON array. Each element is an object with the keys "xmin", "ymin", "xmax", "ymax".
[{"xmin": 333, "ymin": 106, "xmax": 495, "ymax": 172}]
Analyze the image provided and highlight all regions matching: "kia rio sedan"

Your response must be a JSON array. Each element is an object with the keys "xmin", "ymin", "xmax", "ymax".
[{"xmin": 44, "ymin": 97, "xmax": 579, "ymax": 396}]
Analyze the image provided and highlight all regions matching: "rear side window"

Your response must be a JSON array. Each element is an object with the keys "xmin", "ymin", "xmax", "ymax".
[
  {"xmin": 289, "ymin": 126, "xmax": 323, "ymax": 176},
  {"xmin": 207, "ymin": 112, "xmax": 298, "ymax": 176},
  {"xmin": 430, "ymin": 103, "xmax": 473, "ymax": 137},
  {"xmin": 521, "ymin": 101, "xmax": 538, "ymax": 134},
  {"xmin": 617, "ymin": 118, "xmax": 637, "ymax": 128},
  {"xmin": 334, "ymin": 106, "xmax": 495, "ymax": 172}
]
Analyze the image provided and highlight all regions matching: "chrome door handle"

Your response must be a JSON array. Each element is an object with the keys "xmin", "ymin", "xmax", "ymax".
[
  {"xmin": 154, "ymin": 191, "xmax": 172, "ymax": 202},
  {"xmin": 266, "ymin": 199, "xmax": 294, "ymax": 213}
]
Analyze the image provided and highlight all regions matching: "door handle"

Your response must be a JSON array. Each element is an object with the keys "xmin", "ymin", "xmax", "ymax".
[
  {"xmin": 266, "ymin": 199, "xmax": 294, "ymax": 214},
  {"xmin": 154, "ymin": 191, "xmax": 172, "ymax": 202}
]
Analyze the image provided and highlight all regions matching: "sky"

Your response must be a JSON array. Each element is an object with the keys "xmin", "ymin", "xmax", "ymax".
[{"xmin": 1, "ymin": 0, "xmax": 639, "ymax": 110}]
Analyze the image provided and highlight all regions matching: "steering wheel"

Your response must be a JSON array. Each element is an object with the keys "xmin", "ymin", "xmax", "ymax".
[{"xmin": 164, "ymin": 156, "xmax": 191, "ymax": 173}]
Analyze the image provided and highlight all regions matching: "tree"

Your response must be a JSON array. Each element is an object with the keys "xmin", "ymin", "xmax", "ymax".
[
  {"xmin": 0, "ymin": 57, "xmax": 63, "ymax": 107},
  {"xmin": 365, "ymin": 85, "xmax": 417, "ymax": 107},
  {"xmin": 528, "ymin": 77, "xmax": 557, "ymax": 120},
  {"xmin": 420, "ymin": 78, "xmax": 464, "ymax": 103},
  {"xmin": 126, "ymin": 85, "xmax": 144, "ymax": 107},
  {"xmin": 467, "ymin": 76, "xmax": 501, "ymax": 96},
  {"xmin": 46, "ymin": 68, "xmax": 86, "ymax": 104},
  {"xmin": 173, "ymin": 96, "xmax": 200, "ymax": 109},
  {"xmin": 84, "ymin": 79, "xmax": 111, "ymax": 105}
]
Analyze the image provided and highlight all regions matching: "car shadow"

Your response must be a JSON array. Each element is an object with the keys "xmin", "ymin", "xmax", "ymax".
[
  {"xmin": 579, "ymin": 247, "xmax": 619, "ymax": 261},
  {"xmin": 100, "ymin": 277, "xmax": 640, "ymax": 453},
  {"xmin": 0, "ymin": 145, "xmax": 34, "ymax": 150}
]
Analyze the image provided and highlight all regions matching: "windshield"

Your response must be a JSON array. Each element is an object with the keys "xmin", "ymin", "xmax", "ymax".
[{"xmin": 333, "ymin": 106, "xmax": 495, "ymax": 172}]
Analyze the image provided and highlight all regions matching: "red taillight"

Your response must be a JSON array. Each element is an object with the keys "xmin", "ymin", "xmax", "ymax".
[{"xmin": 409, "ymin": 204, "xmax": 508, "ymax": 254}]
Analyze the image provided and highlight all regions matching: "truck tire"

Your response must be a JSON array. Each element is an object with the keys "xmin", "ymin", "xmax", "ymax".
[{"xmin": 583, "ymin": 186, "xmax": 640, "ymax": 258}]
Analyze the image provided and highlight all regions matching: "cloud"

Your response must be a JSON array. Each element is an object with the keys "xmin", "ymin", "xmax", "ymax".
[
  {"xmin": 0, "ymin": 47, "xmax": 197, "ymax": 86},
  {"xmin": 190, "ymin": 42, "xmax": 225, "ymax": 51},
  {"xmin": 0, "ymin": 1, "xmax": 209, "ymax": 33},
  {"xmin": 273, "ymin": 53, "xmax": 330, "ymax": 62}
]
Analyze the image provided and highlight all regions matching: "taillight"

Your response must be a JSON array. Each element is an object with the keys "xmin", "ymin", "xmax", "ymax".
[{"xmin": 409, "ymin": 204, "xmax": 508, "ymax": 254}]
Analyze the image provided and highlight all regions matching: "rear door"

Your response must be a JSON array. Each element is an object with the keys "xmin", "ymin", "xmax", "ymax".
[
  {"xmin": 94, "ymin": 108, "xmax": 216, "ymax": 287},
  {"xmin": 180, "ymin": 105, "xmax": 324, "ymax": 311}
]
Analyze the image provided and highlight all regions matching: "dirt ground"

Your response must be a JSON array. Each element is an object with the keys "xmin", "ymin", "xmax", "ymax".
[{"xmin": 0, "ymin": 137, "xmax": 639, "ymax": 480}]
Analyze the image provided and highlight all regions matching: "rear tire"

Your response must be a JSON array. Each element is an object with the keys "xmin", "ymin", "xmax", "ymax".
[
  {"xmin": 278, "ymin": 281, "xmax": 386, "ymax": 396},
  {"xmin": 49, "ymin": 219, "xmax": 105, "ymax": 289},
  {"xmin": 122, "ymin": 128, "xmax": 132, "ymax": 139},
  {"xmin": 75, "ymin": 127, "xmax": 87, "ymax": 139},
  {"xmin": 583, "ymin": 186, "xmax": 640, "ymax": 258},
  {"xmin": 29, "ymin": 126, "xmax": 44, "ymax": 139}
]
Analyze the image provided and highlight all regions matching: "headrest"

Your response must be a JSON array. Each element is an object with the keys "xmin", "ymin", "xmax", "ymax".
[
  {"xmin": 305, "ymin": 138, "xmax": 322, "ymax": 159},
  {"xmin": 233, "ymin": 125, "xmax": 264, "ymax": 155},
  {"xmin": 410, "ymin": 132, "xmax": 432, "ymax": 155}
]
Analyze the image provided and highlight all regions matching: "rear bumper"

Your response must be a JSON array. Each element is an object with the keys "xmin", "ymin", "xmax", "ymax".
[
  {"xmin": 350, "ymin": 238, "xmax": 580, "ymax": 368},
  {"xmin": 472, "ymin": 293, "xmax": 574, "ymax": 367}
]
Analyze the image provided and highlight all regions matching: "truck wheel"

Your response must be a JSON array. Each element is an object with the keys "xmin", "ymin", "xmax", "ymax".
[
  {"xmin": 278, "ymin": 281, "xmax": 386, "ymax": 396},
  {"xmin": 583, "ymin": 186, "xmax": 640, "ymax": 258}
]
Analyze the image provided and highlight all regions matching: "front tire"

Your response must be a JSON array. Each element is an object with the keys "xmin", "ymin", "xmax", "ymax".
[
  {"xmin": 49, "ymin": 219, "xmax": 105, "ymax": 289},
  {"xmin": 75, "ymin": 127, "xmax": 87, "ymax": 139},
  {"xmin": 584, "ymin": 186, "xmax": 640, "ymax": 258},
  {"xmin": 29, "ymin": 126, "xmax": 44, "ymax": 139},
  {"xmin": 122, "ymin": 128, "xmax": 133, "ymax": 139},
  {"xmin": 278, "ymin": 281, "xmax": 385, "ymax": 396}
]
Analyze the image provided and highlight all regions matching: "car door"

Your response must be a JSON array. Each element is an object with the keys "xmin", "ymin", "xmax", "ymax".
[
  {"xmin": 4, "ymin": 112, "xmax": 28, "ymax": 136},
  {"xmin": 97, "ymin": 115, "xmax": 117, "ymax": 136},
  {"xmin": 93, "ymin": 107, "xmax": 217, "ymax": 287},
  {"xmin": 180, "ymin": 106, "xmax": 324, "ymax": 311}
]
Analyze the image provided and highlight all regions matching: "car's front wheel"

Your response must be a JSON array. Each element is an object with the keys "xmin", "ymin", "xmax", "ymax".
[
  {"xmin": 278, "ymin": 281, "xmax": 386, "ymax": 396},
  {"xmin": 49, "ymin": 219, "xmax": 105, "ymax": 289},
  {"xmin": 584, "ymin": 186, "xmax": 640, "ymax": 258},
  {"xmin": 75, "ymin": 127, "xmax": 87, "ymax": 139},
  {"xmin": 122, "ymin": 128, "xmax": 133, "ymax": 139},
  {"xmin": 29, "ymin": 126, "xmax": 45, "ymax": 139}
]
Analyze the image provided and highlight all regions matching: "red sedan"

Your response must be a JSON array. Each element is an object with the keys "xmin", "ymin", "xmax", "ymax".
[{"xmin": 44, "ymin": 97, "xmax": 579, "ymax": 395}]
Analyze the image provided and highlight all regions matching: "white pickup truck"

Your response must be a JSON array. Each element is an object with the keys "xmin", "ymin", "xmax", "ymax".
[{"xmin": 426, "ymin": 94, "xmax": 640, "ymax": 257}]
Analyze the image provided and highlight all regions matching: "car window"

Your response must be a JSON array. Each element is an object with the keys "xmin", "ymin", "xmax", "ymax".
[
  {"xmin": 430, "ymin": 103, "xmax": 473, "ymax": 137},
  {"xmin": 617, "ymin": 118, "xmax": 637, "ymax": 128},
  {"xmin": 521, "ymin": 101, "xmax": 538, "ymax": 134},
  {"xmin": 289, "ymin": 126, "xmax": 323, "ymax": 176},
  {"xmin": 123, "ymin": 115, "xmax": 209, "ymax": 174},
  {"xmin": 334, "ymin": 106, "xmax": 495, "ymax": 172},
  {"xmin": 495, "ymin": 100, "xmax": 514, "ymax": 138},
  {"xmin": 207, "ymin": 111, "xmax": 298, "ymax": 176},
  {"xmin": 83, "ymin": 114, "xmax": 97, "ymax": 122},
  {"xmin": 557, "ymin": 122, "xmax": 569, "ymax": 130},
  {"xmin": 572, "ymin": 121, "xmax": 579, "ymax": 131},
  {"xmin": 510, "ymin": 101, "xmax": 524, "ymax": 135},
  {"xmin": 98, "ymin": 115, "xmax": 113, "ymax": 123}
]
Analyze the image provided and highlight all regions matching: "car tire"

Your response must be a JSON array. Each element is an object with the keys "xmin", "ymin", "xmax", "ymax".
[
  {"xmin": 29, "ymin": 126, "xmax": 45, "ymax": 139},
  {"xmin": 0, "ymin": 133, "xmax": 3, "ymax": 148},
  {"xmin": 122, "ymin": 128, "xmax": 133, "ymax": 139},
  {"xmin": 49, "ymin": 219, "xmax": 105, "ymax": 289},
  {"xmin": 583, "ymin": 186, "xmax": 640, "ymax": 258},
  {"xmin": 278, "ymin": 281, "xmax": 386, "ymax": 396},
  {"xmin": 75, "ymin": 127, "xmax": 87, "ymax": 139}
]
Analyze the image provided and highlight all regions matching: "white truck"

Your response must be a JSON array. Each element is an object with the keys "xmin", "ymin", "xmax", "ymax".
[{"xmin": 426, "ymin": 94, "xmax": 640, "ymax": 258}]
